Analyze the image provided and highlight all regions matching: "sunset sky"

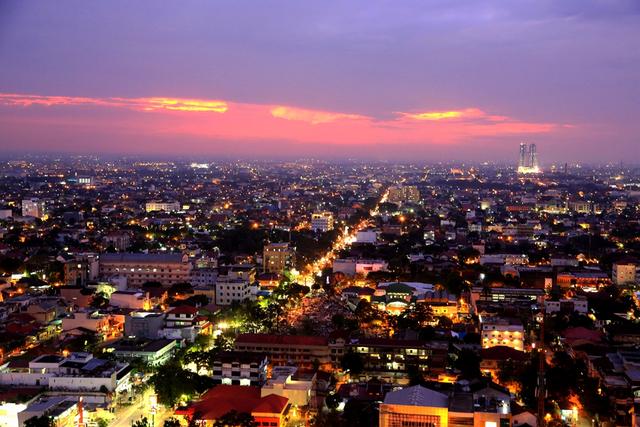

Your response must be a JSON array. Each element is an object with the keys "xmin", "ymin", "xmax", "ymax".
[{"xmin": 0, "ymin": 1, "xmax": 639, "ymax": 162}]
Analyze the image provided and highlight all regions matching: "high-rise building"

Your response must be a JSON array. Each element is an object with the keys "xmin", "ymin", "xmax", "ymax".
[
  {"xmin": 519, "ymin": 142, "xmax": 527, "ymax": 170},
  {"xmin": 22, "ymin": 198, "xmax": 47, "ymax": 219},
  {"xmin": 387, "ymin": 185, "xmax": 421, "ymax": 205},
  {"xmin": 311, "ymin": 211, "xmax": 334, "ymax": 232},
  {"xmin": 263, "ymin": 242, "xmax": 295, "ymax": 274},
  {"xmin": 517, "ymin": 143, "xmax": 540, "ymax": 174}
]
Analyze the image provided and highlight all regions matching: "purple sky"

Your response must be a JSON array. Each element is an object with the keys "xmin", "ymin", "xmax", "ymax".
[{"xmin": 0, "ymin": 0, "xmax": 639, "ymax": 162}]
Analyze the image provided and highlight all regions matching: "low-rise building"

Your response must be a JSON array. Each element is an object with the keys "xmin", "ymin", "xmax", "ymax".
[
  {"xmin": 261, "ymin": 366, "xmax": 315, "ymax": 407},
  {"xmin": 480, "ymin": 316, "xmax": 524, "ymax": 351},
  {"xmin": 109, "ymin": 339, "xmax": 176, "ymax": 366},
  {"xmin": 0, "ymin": 353, "xmax": 131, "ymax": 393},
  {"xmin": 99, "ymin": 253, "xmax": 191, "ymax": 288},
  {"xmin": 234, "ymin": 334, "xmax": 330, "ymax": 369},
  {"xmin": 124, "ymin": 311, "xmax": 165, "ymax": 339},
  {"xmin": 379, "ymin": 384, "xmax": 511, "ymax": 427},
  {"xmin": 158, "ymin": 306, "xmax": 211, "ymax": 342},
  {"xmin": 211, "ymin": 351, "xmax": 268, "ymax": 386}
]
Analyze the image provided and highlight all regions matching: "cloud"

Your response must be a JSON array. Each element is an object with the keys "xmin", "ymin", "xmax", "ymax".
[
  {"xmin": 401, "ymin": 108, "xmax": 507, "ymax": 122},
  {"xmin": 0, "ymin": 93, "xmax": 228, "ymax": 113},
  {"xmin": 270, "ymin": 105, "xmax": 366, "ymax": 124},
  {"xmin": 0, "ymin": 92, "xmax": 566, "ymax": 148}
]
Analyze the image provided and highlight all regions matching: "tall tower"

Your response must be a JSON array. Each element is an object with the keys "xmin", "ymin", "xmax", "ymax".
[
  {"xmin": 529, "ymin": 143, "xmax": 539, "ymax": 171},
  {"xmin": 519, "ymin": 142, "xmax": 528, "ymax": 170}
]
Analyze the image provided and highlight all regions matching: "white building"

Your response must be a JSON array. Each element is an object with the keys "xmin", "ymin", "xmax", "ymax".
[
  {"xmin": 0, "ymin": 352, "xmax": 130, "ymax": 393},
  {"xmin": 544, "ymin": 297, "xmax": 588, "ymax": 315},
  {"xmin": 311, "ymin": 212, "xmax": 334, "ymax": 232},
  {"xmin": 145, "ymin": 201, "xmax": 180, "ymax": 213},
  {"xmin": 480, "ymin": 315, "xmax": 524, "ymax": 351},
  {"xmin": 215, "ymin": 278, "xmax": 255, "ymax": 306},
  {"xmin": 109, "ymin": 290, "xmax": 149, "ymax": 309},
  {"xmin": 158, "ymin": 306, "xmax": 210, "ymax": 342},
  {"xmin": 21, "ymin": 199, "xmax": 46, "ymax": 219},
  {"xmin": 332, "ymin": 258, "xmax": 388, "ymax": 277},
  {"xmin": 260, "ymin": 366, "xmax": 315, "ymax": 407},
  {"xmin": 355, "ymin": 229, "xmax": 379, "ymax": 244},
  {"xmin": 211, "ymin": 351, "xmax": 268, "ymax": 386}
]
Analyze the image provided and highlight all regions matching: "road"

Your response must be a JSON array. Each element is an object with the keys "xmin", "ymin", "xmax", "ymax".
[{"xmin": 112, "ymin": 388, "xmax": 173, "ymax": 427}]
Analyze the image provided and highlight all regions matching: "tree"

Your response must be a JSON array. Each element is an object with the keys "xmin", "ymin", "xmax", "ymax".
[
  {"xmin": 24, "ymin": 415, "xmax": 54, "ymax": 427},
  {"xmin": 341, "ymin": 350, "xmax": 364, "ymax": 375},
  {"xmin": 325, "ymin": 393, "xmax": 343, "ymax": 410},
  {"xmin": 213, "ymin": 410, "xmax": 257, "ymax": 427},
  {"xmin": 454, "ymin": 349, "xmax": 481, "ymax": 379},
  {"xmin": 90, "ymin": 291, "xmax": 110, "ymax": 308},
  {"xmin": 443, "ymin": 271, "xmax": 466, "ymax": 295},
  {"xmin": 132, "ymin": 418, "xmax": 149, "ymax": 427},
  {"xmin": 163, "ymin": 419, "xmax": 181, "ymax": 427},
  {"xmin": 150, "ymin": 361, "xmax": 213, "ymax": 407}
]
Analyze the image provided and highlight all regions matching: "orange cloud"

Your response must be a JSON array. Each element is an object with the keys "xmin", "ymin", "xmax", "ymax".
[
  {"xmin": 402, "ymin": 108, "xmax": 508, "ymax": 122},
  {"xmin": 270, "ymin": 105, "xmax": 365, "ymax": 124},
  {"xmin": 0, "ymin": 93, "xmax": 228, "ymax": 114}
]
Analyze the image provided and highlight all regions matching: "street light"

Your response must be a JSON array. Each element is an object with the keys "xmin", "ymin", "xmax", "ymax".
[{"xmin": 149, "ymin": 394, "xmax": 157, "ymax": 427}]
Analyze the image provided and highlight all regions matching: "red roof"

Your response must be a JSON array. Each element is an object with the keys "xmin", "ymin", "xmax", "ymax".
[
  {"xmin": 561, "ymin": 327, "xmax": 604, "ymax": 344},
  {"xmin": 184, "ymin": 385, "xmax": 288, "ymax": 420},
  {"xmin": 252, "ymin": 394, "xmax": 289, "ymax": 414},
  {"xmin": 236, "ymin": 333, "xmax": 327, "ymax": 346},
  {"xmin": 481, "ymin": 346, "xmax": 527, "ymax": 361},
  {"xmin": 168, "ymin": 305, "xmax": 199, "ymax": 315}
]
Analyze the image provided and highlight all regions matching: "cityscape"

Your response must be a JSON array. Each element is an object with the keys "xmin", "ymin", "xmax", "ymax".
[{"xmin": 1, "ymin": 2, "xmax": 640, "ymax": 427}]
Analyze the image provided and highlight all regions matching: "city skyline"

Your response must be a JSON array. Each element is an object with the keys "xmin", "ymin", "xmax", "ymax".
[{"xmin": 0, "ymin": 1, "xmax": 639, "ymax": 161}]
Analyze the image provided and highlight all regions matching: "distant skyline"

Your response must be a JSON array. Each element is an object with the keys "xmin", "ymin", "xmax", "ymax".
[{"xmin": 1, "ymin": 1, "xmax": 639, "ymax": 161}]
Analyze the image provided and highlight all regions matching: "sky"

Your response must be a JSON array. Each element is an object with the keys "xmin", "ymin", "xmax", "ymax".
[{"xmin": 0, "ymin": 0, "xmax": 639, "ymax": 163}]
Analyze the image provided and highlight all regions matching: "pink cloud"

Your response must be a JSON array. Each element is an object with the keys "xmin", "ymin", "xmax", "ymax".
[{"xmin": 0, "ymin": 92, "xmax": 567, "ymax": 147}]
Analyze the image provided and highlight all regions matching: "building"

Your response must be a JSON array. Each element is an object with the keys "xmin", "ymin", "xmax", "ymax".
[
  {"xmin": 124, "ymin": 311, "xmax": 165, "ymax": 339},
  {"xmin": 215, "ymin": 277, "xmax": 255, "ymax": 306},
  {"xmin": 17, "ymin": 396, "xmax": 78, "ymax": 427},
  {"xmin": 517, "ymin": 142, "xmax": 540, "ymax": 174},
  {"xmin": 61, "ymin": 310, "xmax": 122, "ymax": 339},
  {"xmin": 103, "ymin": 231, "xmax": 131, "ymax": 252},
  {"xmin": 158, "ymin": 305, "xmax": 211, "ymax": 342},
  {"xmin": 0, "ymin": 352, "xmax": 131, "ymax": 393},
  {"xmin": 332, "ymin": 258, "xmax": 389, "ymax": 277},
  {"xmin": 379, "ymin": 384, "xmax": 511, "ymax": 427},
  {"xmin": 98, "ymin": 253, "xmax": 192, "ymax": 288},
  {"xmin": 261, "ymin": 366, "xmax": 315, "ymax": 407},
  {"xmin": 63, "ymin": 254, "xmax": 99, "ymax": 286},
  {"xmin": 263, "ymin": 242, "xmax": 295, "ymax": 274},
  {"xmin": 355, "ymin": 229, "xmax": 379, "ymax": 244},
  {"xmin": 544, "ymin": 296, "xmax": 588, "ymax": 315},
  {"xmin": 145, "ymin": 201, "xmax": 180, "ymax": 213},
  {"xmin": 613, "ymin": 261, "xmax": 637, "ymax": 285},
  {"xmin": 480, "ymin": 316, "xmax": 524, "ymax": 351},
  {"xmin": 349, "ymin": 338, "xmax": 448, "ymax": 375},
  {"xmin": 21, "ymin": 199, "xmax": 46, "ymax": 219},
  {"xmin": 109, "ymin": 290, "xmax": 149, "ymax": 309},
  {"xmin": 177, "ymin": 385, "xmax": 289, "ymax": 427},
  {"xmin": 234, "ymin": 334, "xmax": 330, "ymax": 369},
  {"xmin": 109, "ymin": 339, "xmax": 176, "ymax": 366},
  {"xmin": 387, "ymin": 185, "xmax": 421, "ymax": 205},
  {"xmin": 211, "ymin": 351, "xmax": 268, "ymax": 386},
  {"xmin": 311, "ymin": 211, "xmax": 334, "ymax": 232}
]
